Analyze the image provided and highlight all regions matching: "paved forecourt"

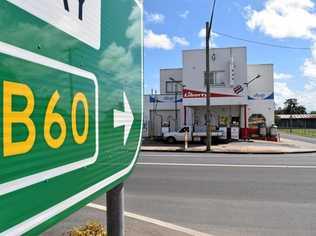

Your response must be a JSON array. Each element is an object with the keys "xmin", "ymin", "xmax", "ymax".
[{"xmin": 0, "ymin": 0, "xmax": 143, "ymax": 235}]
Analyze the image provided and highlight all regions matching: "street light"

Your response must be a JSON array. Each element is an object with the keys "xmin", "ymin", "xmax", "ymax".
[
  {"xmin": 205, "ymin": 0, "xmax": 217, "ymax": 152},
  {"xmin": 245, "ymin": 74, "xmax": 261, "ymax": 87},
  {"xmin": 169, "ymin": 77, "xmax": 186, "ymax": 131},
  {"xmin": 234, "ymin": 74, "xmax": 261, "ymax": 94}
]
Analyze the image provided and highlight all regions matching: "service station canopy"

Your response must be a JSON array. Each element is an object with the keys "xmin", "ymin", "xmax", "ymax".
[{"xmin": 0, "ymin": 0, "xmax": 143, "ymax": 234}]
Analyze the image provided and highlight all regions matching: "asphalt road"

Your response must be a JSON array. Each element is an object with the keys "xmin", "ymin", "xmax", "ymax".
[
  {"xmin": 109, "ymin": 151, "xmax": 316, "ymax": 236},
  {"xmin": 47, "ymin": 151, "xmax": 316, "ymax": 236}
]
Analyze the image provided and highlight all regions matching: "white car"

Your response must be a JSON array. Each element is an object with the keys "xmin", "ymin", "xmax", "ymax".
[{"xmin": 163, "ymin": 126, "xmax": 223, "ymax": 144}]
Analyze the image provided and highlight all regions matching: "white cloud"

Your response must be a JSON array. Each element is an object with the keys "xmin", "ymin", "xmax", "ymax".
[
  {"xmin": 304, "ymin": 81, "xmax": 316, "ymax": 91},
  {"xmin": 274, "ymin": 81, "xmax": 316, "ymax": 111},
  {"xmin": 303, "ymin": 42, "xmax": 316, "ymax": 79},
  {"xmin": 198, "ymin": 28, "xmax": 206, "ymax": 39},
  {"xmin": 303, "ymin": 59, "xmax": 316, "ymax": 78},
  {"xmin": 245, "ymin": 0, "xmax": 316, "ymax": 79},
  {"xmin": 274, "ymin": 72, "xmax": 293, "ymax": 80},
  {"xmin": 198, "ymin": 29, "xmax": 219, "ymax": 39},
  {"xmin": 144, "ymin": 30, "xmax": 190, "ymax": 50},
  {"xmin": 198, "ymin": 29, "xmax": 218, "ymax": 47},
  {"xmin": 179, "ymin": 10, "xmax": 190, "ymax": 19},
  {"xmin": 245, "ymin": 0, "xmax": 316, "ymax": 111},
  {"xmin": 144, "ymin": 30, "xmax": 174, "ymax": 50},
  {"xmin": 145, "ymin": 12, "xmax": 165, "ymax": 24},
  {"xmin": 172, "ymin": 36, "xmax": 190, "ymax": 46},
  {"xmin": 245, "ymin": 0, "xmax": 316, "ymax": 40},
  {"xmin": 274, "ymin": 81, "xmax": 296, "ymax": 107}
]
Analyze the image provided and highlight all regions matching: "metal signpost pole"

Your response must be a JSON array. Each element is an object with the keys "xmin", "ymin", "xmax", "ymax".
[
  {"xmin": 154, "ymin": 90, "xmax": 158, "ymax": 137},
  {"xmin": 151, "ymin": 89, "xmax": 154, "ymax": 139},
  {"xmin": 175, "ymin": 83, "xmax": 178, "ymax": 131},
  {"xmin": 107, "ymin": 183, "xmax": 125, "ymax": 236},
  {"xmin": 184, "ymin": 106, "xmax": 188, "ymax": 151},
  {"xmin": 244, "ymin": 104, "xmax": 248, "ymax": 140}
]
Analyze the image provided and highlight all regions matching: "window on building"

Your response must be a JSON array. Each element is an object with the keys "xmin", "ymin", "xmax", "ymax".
[
  {"xmin": 248, "ymin": 114, "xmax": 266, "ymax": 128},
  {"xmin": 166, "ymin": 81, "xmax": 182, "ymax": 94},
  {"xmin": 204, "ymin": 71, "xmax": 226, "ymax": 87}
]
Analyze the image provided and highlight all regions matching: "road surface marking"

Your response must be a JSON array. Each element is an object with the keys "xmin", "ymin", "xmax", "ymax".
[
  {"xmin": 87, "ymin": 203, "xmax": 212, "ymax": 236},
  {"xmin": 138, "ymin": 162, "xmax": 316, "ymax": 169},
  {"xmin": 140, "ymin": 153, "xmax": 253, "ymax": 157},
  {"xmin": 140, "ymin": 154, "xmax": 217, "ymax": 158}
]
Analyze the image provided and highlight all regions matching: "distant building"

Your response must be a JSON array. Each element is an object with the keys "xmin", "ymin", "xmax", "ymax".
[
  {"xmin": 276, "ymin": 114, "xmax": 316, "ymax": 129},
  {"xmin": 143, "ymin": 47, "xmax": 275, "ymax": 138}
]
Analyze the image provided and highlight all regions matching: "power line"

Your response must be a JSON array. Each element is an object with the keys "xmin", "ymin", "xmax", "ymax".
[{"xmin": 214, "ymin": 31, "xmax": 311, "ymax": 51}]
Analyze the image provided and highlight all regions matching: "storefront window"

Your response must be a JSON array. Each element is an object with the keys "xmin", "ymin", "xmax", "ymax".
[{"xmin": 248, "ymin": 114, "xmax": 266, "ymax": 128}]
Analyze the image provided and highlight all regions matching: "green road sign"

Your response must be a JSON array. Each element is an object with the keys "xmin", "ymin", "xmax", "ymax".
[{"xmin": 0, "ymin": 0, "xmax": 143, "ymax": 234}]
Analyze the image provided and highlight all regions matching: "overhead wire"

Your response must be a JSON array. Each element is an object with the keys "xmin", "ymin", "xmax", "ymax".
[
  {"xmin": 207, "ymin": 0, "xmax": 310, "ymax": 51},
  {"xmin": 213, "ymin": 31, "xmax": 311, "ymax": 51}
]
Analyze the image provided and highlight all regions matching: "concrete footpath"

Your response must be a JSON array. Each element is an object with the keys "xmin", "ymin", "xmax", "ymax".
[
  {"xmin": 141, "ymin": 136, "xmax": 316, "ymax": 154},
  {"xmin": 44, "ymin": 203, "xmax": 210, "ymax": 236}
]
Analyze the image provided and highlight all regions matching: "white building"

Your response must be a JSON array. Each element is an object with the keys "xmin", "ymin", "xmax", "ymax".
[{"xmin": 143, "ymin": 47, "xmax": 275, "ymax": 138}]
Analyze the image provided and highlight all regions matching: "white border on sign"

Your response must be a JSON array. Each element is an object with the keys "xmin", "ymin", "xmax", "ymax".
[
  {"xmin": 6, "ymin": 0, "xmax": 102, "ymax": 50},
  {"xmin": 0, "ymin": 41, "xmax": 99, "ymax": 196},
  {"xmin": 1, "ymin": 0, "xmax": 143, "ymax": 235}
]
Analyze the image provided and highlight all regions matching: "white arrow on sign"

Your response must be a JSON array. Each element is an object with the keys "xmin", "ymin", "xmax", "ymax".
[{"xmin": 114, "ymin": 92, "xmax": 134, "ymax": 146}]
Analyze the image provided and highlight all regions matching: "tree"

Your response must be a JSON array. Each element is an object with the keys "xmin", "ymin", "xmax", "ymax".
[
  {"xmin": 311, "ymin": 111, "xmax": 316, "ymax": 114},
  {"xmin": 281, "ymin": 99, "xmax": 307, "ymax": 114},
  {"xmin": 275, "ymin": 107, "xmax": 284, "ymax": 115}
]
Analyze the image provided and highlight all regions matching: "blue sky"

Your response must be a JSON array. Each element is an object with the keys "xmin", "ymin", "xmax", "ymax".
[{"xmin": 143, "ymin": 0, "xmax": 316, "ymax": 111}]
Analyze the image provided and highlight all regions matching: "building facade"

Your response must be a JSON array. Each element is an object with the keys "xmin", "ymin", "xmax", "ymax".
[{"xmin": 144, "ymin": 47, "xmax": 275, "ymax": 138}]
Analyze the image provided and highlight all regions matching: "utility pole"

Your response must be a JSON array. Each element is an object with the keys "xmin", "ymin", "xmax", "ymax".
[
  {"xmin": 107, "ymin": 183, "xmax": 124, "ymax": 236},
  {"xmin": 205, "ymin": 0, "xmax": 217, "ymax": 152},
  {"xmin": 205, "ymin": 21, "xmax": 211, "ymax": 152}
]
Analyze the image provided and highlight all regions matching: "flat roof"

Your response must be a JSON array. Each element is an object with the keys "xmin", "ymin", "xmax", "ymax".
[
  {"xmin": 277, "ymin": 114, "xmax": 316, "ymax": 119},
  {"xmin": 183, "ymin": 47, "xmax": 246, "ymax": 53},
  {"xmin": 248, "ymin": 64, "xmax": 273, "ymax": 66},
  {"xmin": 160, "ymin": 68, "xmax": 183, "ymax": 71}
]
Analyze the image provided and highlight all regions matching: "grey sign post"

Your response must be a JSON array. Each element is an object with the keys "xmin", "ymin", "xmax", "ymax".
[{"xmin": 107, "ymin": 183, "xmax": 125, "ymax": 236}]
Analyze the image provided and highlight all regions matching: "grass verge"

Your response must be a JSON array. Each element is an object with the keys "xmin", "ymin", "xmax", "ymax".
[{"xmin": 280, "ymin": 129, "xmax": 316, "ymax": 138}]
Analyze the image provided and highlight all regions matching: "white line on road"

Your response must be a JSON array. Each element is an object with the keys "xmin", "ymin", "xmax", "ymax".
[
  {"xmin": 87, "ymin": 203, "xmax": 212, "ymax": 236},
  {"xmin": 141, "ymin": 154, "xmax": 202, "ymax": 157},
  {"xmin": 138, "ymin": 162, "xmax": 316, "ymax": 169}
]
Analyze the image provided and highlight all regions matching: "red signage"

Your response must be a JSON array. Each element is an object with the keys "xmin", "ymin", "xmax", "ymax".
[{"xmin": 183, "ymin": 89, "xmax": 240, "ymax": 98}]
